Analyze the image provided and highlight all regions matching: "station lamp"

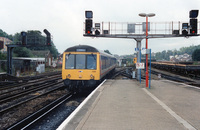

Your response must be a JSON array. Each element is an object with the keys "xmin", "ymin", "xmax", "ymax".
[
  {"xmin": 139, "ymin": 13, "xmax": 155, "ymax": 88},
  {"xmin": 139, "ymin": 13, "xmax": 155, "ymax": 17}
]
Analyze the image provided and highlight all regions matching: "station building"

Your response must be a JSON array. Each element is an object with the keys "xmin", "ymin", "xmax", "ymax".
[{"xmin": 0, "ymin": 37, "xmax": 12, "ymax": 53}]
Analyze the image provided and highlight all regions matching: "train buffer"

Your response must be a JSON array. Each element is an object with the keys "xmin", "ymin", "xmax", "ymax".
[{"xmin": 58, "ymin": 79, "xmax": 200, "ymax": 130}]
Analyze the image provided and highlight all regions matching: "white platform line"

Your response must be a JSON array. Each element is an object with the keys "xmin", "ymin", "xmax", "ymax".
[
  {"xmin": 143, "ymin": 88, "xmax": 196, "ymax": 130},
  {"xmin": 57, "ymin": 79, "xmax": 107, "ymax": 130}
]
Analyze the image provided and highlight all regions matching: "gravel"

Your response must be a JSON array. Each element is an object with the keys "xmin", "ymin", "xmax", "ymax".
[{"xmin": 28, "ymin": 97, "xmax": 86, "ymax": 130}]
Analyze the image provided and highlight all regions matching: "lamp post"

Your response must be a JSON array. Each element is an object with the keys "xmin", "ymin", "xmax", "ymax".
[{"xmin": 139, "ymin": 13, "xmax": 155, "ymax": 88}]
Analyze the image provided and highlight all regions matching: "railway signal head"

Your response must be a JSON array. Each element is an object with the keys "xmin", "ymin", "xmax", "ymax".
[
  {"xmin": 190, "ymin": 19, "xmax": 198, "ymax": 35},
  {"xmin": 189, "ymin": 10, "xmax": 199, "ymax": 18},
  {"xmin": 43, "ymin": 29, "xmax": 51, "ymax": 46},
  {"xmin": 85, "ymin": 19, "xmax": 93, "ymax": 35},
  {"xmin": 21, "ymin": 31, "xmax": 27, "ymax": 45},
  {"xmin": 85, "ymin": 11, "xmax": 93, "ymax": 18}
]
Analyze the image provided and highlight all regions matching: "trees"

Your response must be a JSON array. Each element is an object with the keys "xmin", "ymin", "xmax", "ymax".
[
  {"xmin": 13, "ymin": 47, "xmax": 33, "ymax": 57},
  {"xmin": 179, "ymin": 45, "xmax": 200, "ymax": 55},
  {"xmin": 0, "ymin": 52, "xmax": 6, "ymax": 60},
  {"xmin": 154, "ymin": 45, "xmax": 200, "ymax": 61},
  {"xmin": 0, "ymin": 29, "xmax": 13, "ymax": 40},
  {"xmin": 192, "ymin": 49, "xmax": 200, "ymax": 61}
]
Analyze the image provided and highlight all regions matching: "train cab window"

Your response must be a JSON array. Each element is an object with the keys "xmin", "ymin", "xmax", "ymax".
[
  {"xmin": 65, "ymin": 54, "xmax": 75, "ymax": 69},
  {"xmin": 87, "ymin": 54, "xmax": 96, "ymax": 69},
  {"xmin": 76, "ymin": 54, "xmax": 86, "ymax": 69},
  {"xmin": 65, "ymin": 54, "xmax": 97, "ymax": 70}
]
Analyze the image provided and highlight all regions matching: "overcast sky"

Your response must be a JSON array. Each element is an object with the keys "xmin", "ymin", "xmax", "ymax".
[{"xmin": 0, "ymin": 0, "xmax": 200, "ymax": 55}]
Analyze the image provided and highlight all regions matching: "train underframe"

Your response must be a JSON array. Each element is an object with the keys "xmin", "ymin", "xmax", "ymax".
[{"xmin": 63, "ymin": 78, "xmax": 101, "ymax": 92}]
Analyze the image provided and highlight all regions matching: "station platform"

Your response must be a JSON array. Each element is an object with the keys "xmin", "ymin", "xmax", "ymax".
[{"xmin": 58, "ymin": 79, "xmax": 200, "ymax": 130}]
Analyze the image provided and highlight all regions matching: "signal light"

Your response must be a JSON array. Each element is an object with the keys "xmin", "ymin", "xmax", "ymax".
[
  {"xmin": 21, "ymin": 31, "xmax": 27, "ymax": 45},
  {"xmin": 189, "ymin": 10, "xmax": 199, "ymax": 18},
  {"xmin": 95, "ymin": 30, "xmax": 100, "ymax": 35},
  {"xmin": 190, "ymin": 19, "xmax": 198, "ymax": 35},
  {"xmin": 182, "ymin": 30, "xmax": 188, "ymax": 36},
  {"xmin": 85, "ymin": 11, "xmax": 93, "ymax": 18},
  {"xmin": 85, "ymin": 19, "xmax": 92, "ymax": 35},
  {"xmin": 43, "ymin": 29, "xmax": 51, "ymax": 45}
]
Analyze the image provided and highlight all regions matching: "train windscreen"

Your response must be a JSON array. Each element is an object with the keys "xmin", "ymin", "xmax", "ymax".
[
  {"xmin": 87, "ymin": 54, "xmax": 96, "ymax": 69},
  {"xmin": 76, "ymin": 54, "xmax": 86, "ymax": 69},
  {"xmin": 65, "ymin": 54, "xmax": 75, "ymax": 69},
  {"xmin": 65, "ymin": 54, "xmax": 96, "ymax": 69}
]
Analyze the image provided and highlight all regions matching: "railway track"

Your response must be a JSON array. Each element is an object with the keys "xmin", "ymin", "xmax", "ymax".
[
  {"xmin": 6, "ymin": 92, "xmax": 73, "ymax": 130},
  {"xmin": 151, "ymin": 62, "xmax": 200, "ymax": 80},
  {"xmin": 110, "ymin": 67, "xmax": 133, "ymax": 79},
  {"xmin": 24, "ymin": 86, "xmax": 98, "ymax": 130},
  {"xmin": 0, "ymin": 71, "xmax": 61, "ymax": 91},
  {"xmin": 151, "ymin": 70, "xmax": 193, "ymax": 82},
  {"xmin": 0, "ymin": 71, "xmax": 71, "ymax": 129},
  {"xmin": 0, "ymin": 82, "xmax": 64, "ymax": 114},
  {"xmin": 150, "ymin": 68, "xmax": 200, "ymax": 87},
  {"xmin": 0, "ymin": 77, "xmax": 61, "ymax": 104},
  {"xmin": 2, "ymin": 67, "xmax": 199, "ymax": 129},
  {"xmin": 111, "ymin": 67, "xmax": 200, "ymax": 87}
]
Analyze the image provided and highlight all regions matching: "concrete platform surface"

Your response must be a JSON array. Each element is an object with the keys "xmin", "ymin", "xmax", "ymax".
[{"xmin": 58, "ymin": 79, "xmax": 200, "ymax": 130}]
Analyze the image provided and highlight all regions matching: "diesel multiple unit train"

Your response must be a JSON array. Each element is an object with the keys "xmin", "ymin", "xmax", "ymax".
[{"xmin": 62, "ymin": 45, "xmax": 117, "ymax": 91}]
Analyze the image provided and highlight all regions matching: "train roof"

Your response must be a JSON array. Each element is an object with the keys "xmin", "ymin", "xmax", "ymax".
[
  {"xmin": 64, "ymin": 45, "xmax": 99, "ymax": 52},
  {"xmin": 64, "ymin": 45, "xmax": 116, "ymax": 58}
]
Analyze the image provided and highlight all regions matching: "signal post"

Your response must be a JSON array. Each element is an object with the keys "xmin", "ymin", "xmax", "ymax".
[{"xmin": 7, "ymin": 29, "xmax": 51, "ymax": 75}]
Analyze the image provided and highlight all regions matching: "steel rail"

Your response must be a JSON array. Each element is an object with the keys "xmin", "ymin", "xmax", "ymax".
[
  {"xmin": 7, "ymin": 93, "xmax": 73, "ymax": 130},
  {"xmin": 0, "ymin": 78, "xmax": 61, "ymax": 104},
  {"xmin": 151, "ymin": 70, "xmax": 194, "ymax": 83},
  {"xmin": 0, "ymin": 83, "xmax": 64, "ymax": 114},
  {"xmin": 0, "ymin": 76, "xmax": 61, "ymax": 97},
  {"xmin": 0, "ymin": 72, "xmax": 61, "ymax": 91}
]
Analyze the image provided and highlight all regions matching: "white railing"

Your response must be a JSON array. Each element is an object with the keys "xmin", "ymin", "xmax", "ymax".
[{"xmin": 84, "ymin": 21, "xmax": 200, "ymax": 36}]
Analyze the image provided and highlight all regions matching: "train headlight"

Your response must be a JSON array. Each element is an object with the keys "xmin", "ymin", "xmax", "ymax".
[
  {"xmin": 67, "ymin": 74, "xmax": 71, "ymax": 78},
  {"xmin": 90, "ymin": 74, "xmax": 94, "ymax": 79}
]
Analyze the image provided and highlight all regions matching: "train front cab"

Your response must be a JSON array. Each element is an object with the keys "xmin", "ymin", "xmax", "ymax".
[{"xmin": 62, "ymin": 51, "xmax": 101, "ymax": 90}]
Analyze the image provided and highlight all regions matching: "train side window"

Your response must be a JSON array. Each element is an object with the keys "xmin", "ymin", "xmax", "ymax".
[
  {"xmin": 65, "ymin": 54, "xmax": 75, "ymax": 69},
  {"xmin": 105, "ymin": 57, "xmax": 109, "ymax": 68},
  {"xmin": 87, "ymin": 54, "xmax": 96, "ymax": 69},
  {"xmin": 76, "ymin": 54, "xmax": 86, "ymax": 69},
  {"xmin": 101, "ymin": 56, "xmax": 106, "ymax": 70},
  {"xmin": 111, "ymin": 58, "xmax": 114, "ymax": 65}
]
